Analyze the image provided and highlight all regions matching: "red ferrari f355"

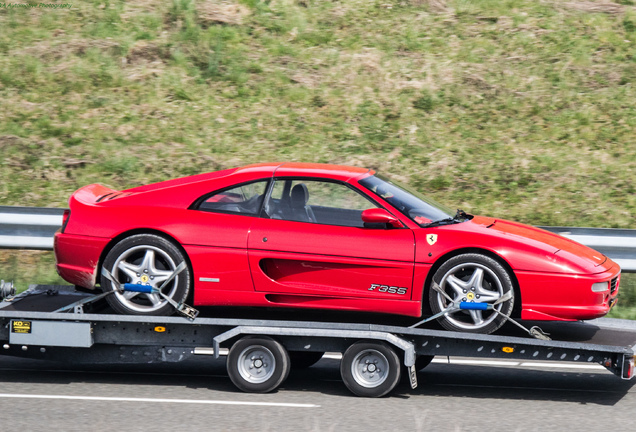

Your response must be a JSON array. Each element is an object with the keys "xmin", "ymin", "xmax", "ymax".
[{"xmin": 54, "ymin": 163, "xmax": 621, "ymax": 334}]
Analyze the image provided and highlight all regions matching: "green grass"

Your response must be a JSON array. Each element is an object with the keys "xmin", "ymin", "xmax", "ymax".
[
  {"xmin": 0, "ymin": 0, "xmax": 634, "ymax": 226},
  {"xmin": 0, "ymin": 0, "xmax": 635, "ymax": 307},
  {"xmin": 608, "ymin": 273, "xmax": 636, "ymax": 318},
  {"xmin": 0, "ymin": 251, "xmax": 62, "ymax": 292}
]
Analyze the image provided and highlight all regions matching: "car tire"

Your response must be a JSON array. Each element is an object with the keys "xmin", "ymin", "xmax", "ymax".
[
  {"xmin": 227, "ymin": 336, "xmax": 291, "ymax": 393},
  {"xmin": 100, "ymin": 234, "xmax": 191, "ymax": 316},
  {"xmin": 428, "ymin": 253, "xmax": 514, "ymax": 334},
  {"xmin": 340, "ymin": 341, "xmax": 401, "ymax": 398}
]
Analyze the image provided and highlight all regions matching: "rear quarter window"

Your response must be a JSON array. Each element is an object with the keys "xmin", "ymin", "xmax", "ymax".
[{"xmin": 197, "ymin": 180, "xmax": 269, "ymax": 216}]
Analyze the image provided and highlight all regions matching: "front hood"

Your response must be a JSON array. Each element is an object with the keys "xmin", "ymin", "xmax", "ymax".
[{"xmin": 485, "ymin": 218, "xmax": 607, "ymax": 270}]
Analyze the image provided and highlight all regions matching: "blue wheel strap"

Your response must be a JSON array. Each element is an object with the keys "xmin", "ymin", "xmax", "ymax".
[{"xmin": 459, "ymin": 302, "xmax": 489, "ymax": 311}]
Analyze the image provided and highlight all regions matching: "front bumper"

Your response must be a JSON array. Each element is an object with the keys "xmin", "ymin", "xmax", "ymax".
[{"xmin": 518, "ymin": 261, "xmax": 621, "ymax": 321}]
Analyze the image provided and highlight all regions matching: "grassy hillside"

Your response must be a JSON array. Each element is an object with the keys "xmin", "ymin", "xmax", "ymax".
[{"xmin": 0, "ymin": 0, "xmax": 635, "ymax": 312}]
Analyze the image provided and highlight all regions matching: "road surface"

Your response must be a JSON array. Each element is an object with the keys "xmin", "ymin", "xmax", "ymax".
[{"xmin": 0, "ymin": 354, "xmax": 633, "ymax": 431}]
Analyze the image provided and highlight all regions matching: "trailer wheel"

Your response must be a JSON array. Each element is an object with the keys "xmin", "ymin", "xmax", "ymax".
[
  {"xmin": 340, "ymin": 341, "xmax": 401, "ymax": 398},
  {"xmin": 289, "ymin": 351, "xmax": 324, "ymax": 369},
  {"xmin": 101, "ymin": 234, "xmax": 191, "ymax": 316},
  {"xmin": 227, "ymin": 336, "xmax": 290, "ymax": 393}
]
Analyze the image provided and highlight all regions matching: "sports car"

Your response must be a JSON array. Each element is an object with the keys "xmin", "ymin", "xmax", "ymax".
[{"xmin": 54, "ymin": 162, "xmax": 621, "ymax": 334}]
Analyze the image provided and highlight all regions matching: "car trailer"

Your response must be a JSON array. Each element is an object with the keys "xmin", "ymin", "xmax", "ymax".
[{"xmin": 0, "ymin": 284, "xmax": 635, "ymax": 398}]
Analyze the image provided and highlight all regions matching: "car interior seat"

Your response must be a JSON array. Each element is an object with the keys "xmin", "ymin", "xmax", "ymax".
[{"xmin": 290, "ymin": 183, "xmax": 316, "ymax": 223}]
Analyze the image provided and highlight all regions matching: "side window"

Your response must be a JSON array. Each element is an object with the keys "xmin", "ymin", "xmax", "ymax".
[
  {"xmin": 198, "ymin": 180, "xmax": 268, "ymax": 215},
  {"xmin": 265, "ymin": 179, "xmax": 379, "ymax": 227}
]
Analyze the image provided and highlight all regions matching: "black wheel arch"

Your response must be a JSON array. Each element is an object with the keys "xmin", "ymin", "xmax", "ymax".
[
  {"xmin": 422, "ymin": 247, "xmax": 522, "ymax": 318},
  {"xmin": 97, "ymin": 228, "xmax": 195, "ymax": 303}
]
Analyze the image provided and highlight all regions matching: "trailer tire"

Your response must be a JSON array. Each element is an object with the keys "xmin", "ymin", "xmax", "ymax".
[
  {"xmin": 340, "ymin": 341, "xmax": 401, "ymax": 398},
  {"xmin": 101, "ymin": 234, "xmax": 191, "ymax": 316},
  {"xmin": 227, "ymin": 336, "xmax": 290, "ymax": 393},
  {"xmin": 289, "ymin": 351, "xmax": 324, "ymax": 369}
]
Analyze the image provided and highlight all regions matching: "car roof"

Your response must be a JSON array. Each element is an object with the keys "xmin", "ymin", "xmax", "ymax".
[
  {"xmin": 236, "ymin": 162, "xmax": 372, "ymax": 182},
  {"xmin": 116, "ymin": 162, "xmax": 374, "ymax": 206}
]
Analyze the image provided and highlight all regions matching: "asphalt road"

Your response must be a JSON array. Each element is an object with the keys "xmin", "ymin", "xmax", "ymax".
[{"xmin": 0, "ymin": 354, "xmax": 633, "ymax": 432}]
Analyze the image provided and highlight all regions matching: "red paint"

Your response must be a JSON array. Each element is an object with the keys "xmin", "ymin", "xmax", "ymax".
[
  {"xmin": 361, "ymin": 208, "xmax": 405, "ymax": 228},
  {"xmin": 54, "ymin": 163, "xmax": 621, "ymax": 322}
]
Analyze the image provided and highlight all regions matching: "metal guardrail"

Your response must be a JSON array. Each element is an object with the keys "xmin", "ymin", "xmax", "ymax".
[
  {"xmin": 539, "ymin": 226, "xmax": 636, "ymax": 273},
  {"xmin": 0, "ymin": 206, "xmax": 64, "ymax": 250},
  {"xmin": 0, "ymin": 206, "xmax": 634, "ymax": 272}
]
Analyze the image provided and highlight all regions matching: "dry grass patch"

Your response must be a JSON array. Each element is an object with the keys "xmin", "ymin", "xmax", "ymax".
[
  {"xmin": 561, "ymin": 1, "xmax": 626, "ymax": 15},
  {"xmin": 196, "ymin": 1, "xmax": 250, "ymax": 26},
  {"xmin": 290, "ymin": 72, "xmax": 320, "ymax": 88},
  {"xmin": 20, "ymin": 39, "xmax": 121, "ymax": 61},
  {"xmin": 123, "ymin": 41, "xmax": 168, "ymax": 80},
  {"xmin": 410, "ymin": 0, "xmax": 450, "ymax": 13},
  {"xmin": 0, "ymin": 135, "xmax": 22, "ymax": 150},
  {"xmin": 126, "ymin": 41, "xmax": 167, "ymax": 65},
  {"xmin": 121, "ymin": 0, "xmax": 163, "ymax": 20}
]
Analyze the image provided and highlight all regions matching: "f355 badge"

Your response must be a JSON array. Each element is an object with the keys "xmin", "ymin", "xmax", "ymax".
[{"xmin": 368, "ymin": 284, "xmax": 407, "ymax": 295}]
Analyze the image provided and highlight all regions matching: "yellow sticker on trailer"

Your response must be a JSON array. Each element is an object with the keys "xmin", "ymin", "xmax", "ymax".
[{"xmin": 11, "ymin": 320, "xmax": 32, "ymax": 334}]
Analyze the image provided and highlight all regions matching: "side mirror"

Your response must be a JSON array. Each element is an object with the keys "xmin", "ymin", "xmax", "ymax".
[{"xmin": 361, "ymin": 208, "xmax": 404, "ymax": 229}]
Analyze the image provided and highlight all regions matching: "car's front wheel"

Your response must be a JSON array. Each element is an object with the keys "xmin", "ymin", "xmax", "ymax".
[
  {"xmin": 428, "ymin": 253, "xmax": 514, "ymax": 334},
  {"xmin": 100, "ymin": 234, "xmax": 191, "ymax": 316}
]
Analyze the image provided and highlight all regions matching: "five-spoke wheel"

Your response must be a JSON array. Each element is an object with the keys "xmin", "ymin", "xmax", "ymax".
[
  {"xmin": 100, "ymin": 234, "xmax": 191, "ymax": 316},
  {"xmin": 428, "ymin": 253, "xmax": 514, "ymax": 334}
]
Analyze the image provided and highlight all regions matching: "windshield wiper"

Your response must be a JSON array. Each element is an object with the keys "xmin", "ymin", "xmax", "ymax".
[
  {"xmin": 422, "ymin": 209, "xmax": 468, "ymax": 228},
  {"xmin": 422, "ymin": 218, "xmax": 457, "ymax": 228}
]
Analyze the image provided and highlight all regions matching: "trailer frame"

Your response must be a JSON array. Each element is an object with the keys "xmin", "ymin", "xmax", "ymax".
[{"xmin": 1, "ymin": 285, "xmax": 635, "ymax": 396}]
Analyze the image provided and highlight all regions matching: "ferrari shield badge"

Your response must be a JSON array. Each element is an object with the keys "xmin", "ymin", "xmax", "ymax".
[{"xmin": 426, "ymin": 234, "xmax": 438, "ymax": 245}]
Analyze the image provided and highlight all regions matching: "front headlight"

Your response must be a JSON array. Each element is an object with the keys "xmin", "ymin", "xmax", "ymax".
[{"xmin": 591, "ymin": 281, "xmax": 609, "ymax": 292}]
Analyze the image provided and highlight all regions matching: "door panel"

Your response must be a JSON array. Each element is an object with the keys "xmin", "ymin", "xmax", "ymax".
[
  {"xmin": 178, "ymin": 212, "xmax": 255, "ymax": 299},
  {"xmin": 248, "ymin": 218, "xmax": 415, "ymax": 299},
  {"xmin": 186, "ymin": 245, "xmax": 254, "ymax": 305},
  {"xmin": 180, "ymin": 179, "xmax": 269, "ymax": 302}
]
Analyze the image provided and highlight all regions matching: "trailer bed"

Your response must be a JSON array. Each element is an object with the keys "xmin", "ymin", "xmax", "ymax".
[{"xmin": 1, "ymin": 285, "xmax": 635, "ymax": 396}]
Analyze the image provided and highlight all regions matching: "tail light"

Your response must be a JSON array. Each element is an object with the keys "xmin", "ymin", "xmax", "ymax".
[
  {"xmin": 61, "ymin": 209, "xmax": 71, "ymax": 233},
  {"xmin": 622, "ymin": 355, "xmax": 635, "ymax": 380}
]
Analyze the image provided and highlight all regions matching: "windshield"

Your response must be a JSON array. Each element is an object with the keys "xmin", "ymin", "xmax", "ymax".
[{"xmin": 359, "ymin": 174, "xmax": 458, "ymax": 227}]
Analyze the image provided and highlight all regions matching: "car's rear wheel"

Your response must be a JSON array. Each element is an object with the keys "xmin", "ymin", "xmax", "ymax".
[
  {"xmin": 100, "ymin": 234, "xmax": 191, "ymax": 316},
  {"xmin": 428, "ymin": 253, "xmax": 514, "ymax": 334}
]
